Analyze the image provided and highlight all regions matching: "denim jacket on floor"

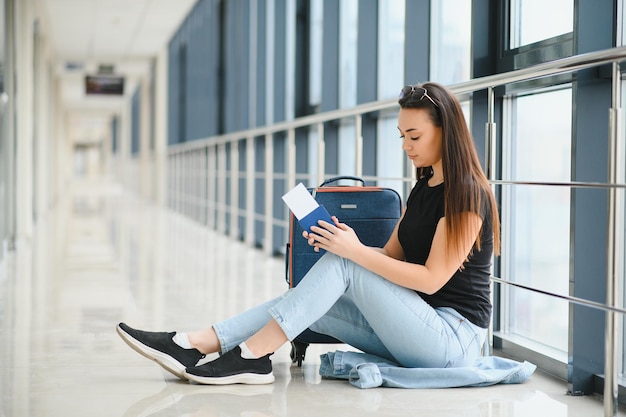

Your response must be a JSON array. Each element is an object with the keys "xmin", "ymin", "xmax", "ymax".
[{"xmin": 318, "ymin": 351, "xmax": 537, "ymax": 389}]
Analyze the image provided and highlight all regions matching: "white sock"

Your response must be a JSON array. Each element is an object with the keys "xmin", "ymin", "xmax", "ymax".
[
  {"xmin": 172, "ymin": 332, "xmax": 192, "ymax": 349},
  {"xmin": 239, "ymin": 342, "xmax": 260, "ymax": 359}
]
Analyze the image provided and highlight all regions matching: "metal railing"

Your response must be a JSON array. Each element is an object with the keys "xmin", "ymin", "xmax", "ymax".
[{"xmin": 167, "ymin": 45, "xmax": 626, "ymax": 416}]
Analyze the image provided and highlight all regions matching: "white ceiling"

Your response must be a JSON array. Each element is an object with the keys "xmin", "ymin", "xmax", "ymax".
[
  {"xmin": 39, "ymin": 0, "xmax": 197, "ymax": 144},
  {"xmin": 41, "ymin": 0, "xmax": 197, "ymax": 60}
]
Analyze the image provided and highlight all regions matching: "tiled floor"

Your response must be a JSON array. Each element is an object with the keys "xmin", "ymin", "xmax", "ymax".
[{"xmin": 0, "ymin": 178, "xmax": 623, "ymax": 417}]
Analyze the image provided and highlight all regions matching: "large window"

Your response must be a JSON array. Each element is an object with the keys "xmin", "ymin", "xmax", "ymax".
[
  {"xmin": 376, "ymin": 0, "xmax": 405, "ymax": 192},
  {"xmin": 308, "ymin": 0, "xmax": 322, "ymax": 111},
  {"xmin": 509, "ymin": 0, "xmax": 573, "ymax": 49},
  {"xmin": 338, "ymin": 0, "xmax": 358, "ymax": 177},
  {"xmin": 306, "ymin": 0, "xmax": 323, "ymax": 185},
  {"xmin": 500, "ymin": 87, "xmax": 572, "ymax": 357},
  {"xmin": 430, "ymin": 0, "xmax": 472, "ymax": 167},
  {"xmin": 619, "ymin": 2, "xmax": 626, "ymax": 380},
  {"xmin": 430, "ymin": 0, "xmax": 472, "ymax": 84},
  {"xmin": 620, "ymin": 78, "xmax": 626, "ymax": 378}
]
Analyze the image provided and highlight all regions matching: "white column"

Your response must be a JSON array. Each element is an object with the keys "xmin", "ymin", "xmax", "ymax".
[
  {"xmin": 51, "ymin": 77, "xmax": 69, "ymax": 204},
  {"xmin": 14, "ymin": 0, "xmax": 35, "ymax": 243},
  {"xmin": 33, "ymin": 25, "xmax": 53, "ymax": 219}
]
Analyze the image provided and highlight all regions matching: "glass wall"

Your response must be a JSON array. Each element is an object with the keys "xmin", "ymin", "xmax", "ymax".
[
  {"xmin": 501, "ymin": 87, "xmax": 572, "ymax": 357},
  {"xmin": 159, "ymin": 0, "xmax": 626, "ymax": 396},
  {"xmin": 164, "ymin": 0, "xmax": 476, "ymax": 245}
]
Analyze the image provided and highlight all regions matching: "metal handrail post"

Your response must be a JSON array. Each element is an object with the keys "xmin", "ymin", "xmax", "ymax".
[
  {"xmin": 485, "ymin": 86, "xmax": 497, "ymax": 357},
  {"xmin": 207, "ymin": 146, "xmax": 217, "ymax": 229},
  {"xmin": 485, "ymin": 87, "xmax": 497, "ymax": 181},
  {"xmin": 245, "ymin": 136, "xmax": 255, "ymax": 245},
  {"xmin": 286, "ymin": 128, "xmax": 296, "ymax": 190},
  {"xmin": 355, "ymin": 114, "xmax": 363, "ymax": 179},
  {"xmin": 230, "ymin": 140, "xmax": 240, "ymax": 239},
  {"xmin": 201, "ymin": 148, "xmax": 208, "ymax": 224},
  {"xmin": 604, "ymin": 61, "xmax": 623, "ymax": 417},
  {"xmin": 286, "ymin": 129, "xmax": 296, "ymax": 246},
  {"xmin": 192, "ymin": 151, "xmax": 197, "ymax": 219},
  {"xmin": 316, "ymin": 123, "xmax": 325, "ymax": 186},
  {"xmin": 217, "ymin": 144, "xmax": 227, "ymax": 234},
  {"xmin": 264, "ymin": 133, "xmax": 274, "ymax": 255}
]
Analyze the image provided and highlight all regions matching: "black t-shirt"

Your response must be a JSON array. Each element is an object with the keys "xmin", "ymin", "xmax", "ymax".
[{"xmin": 397, "ymin": 175, "xmax": 493, "ymax": 328}]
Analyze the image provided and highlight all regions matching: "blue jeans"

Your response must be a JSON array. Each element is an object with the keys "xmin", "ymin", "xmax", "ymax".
[
  {"xmin": 319, "ymin": 350, "xmax": 536, "ymax": 388},
  {"xmin": 213, "ymin": 253, "xmax": 486, "ymax": 368}
]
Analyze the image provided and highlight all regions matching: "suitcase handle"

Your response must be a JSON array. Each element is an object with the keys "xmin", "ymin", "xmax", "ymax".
[{"xmin": 319, "ymin": 176, "xmax": 365, "ymax": 187}]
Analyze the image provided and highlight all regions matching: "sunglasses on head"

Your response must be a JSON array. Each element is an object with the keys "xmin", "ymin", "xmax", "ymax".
[{"xmin": 398, "ymin": 85, "xmax": 439, "ymax": 108}]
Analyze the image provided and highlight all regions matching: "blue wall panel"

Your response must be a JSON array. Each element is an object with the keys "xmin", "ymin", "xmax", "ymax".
[{"xmin": 168, "ymin": 0, "xmax": 221, "ymax": 144}]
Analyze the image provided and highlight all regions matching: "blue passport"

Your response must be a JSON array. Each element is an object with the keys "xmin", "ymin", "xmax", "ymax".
[
  {"xmin": 282, "ymin": 183, "xmax": 334, "ymax": 233},
  {"xmin": 297, "ymin": 204, "xmax": 333, "ymax": 233}
]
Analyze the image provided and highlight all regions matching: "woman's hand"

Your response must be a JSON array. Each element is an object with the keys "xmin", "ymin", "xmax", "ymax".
[{"xmin": 302, "ymin": 216, "xmax": 364, "ymax": 260}]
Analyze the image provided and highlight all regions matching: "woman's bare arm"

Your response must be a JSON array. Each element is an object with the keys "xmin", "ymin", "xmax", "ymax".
[{"xmin": 308, "ymin": 213, "xmax": 482, "ymax": 294}]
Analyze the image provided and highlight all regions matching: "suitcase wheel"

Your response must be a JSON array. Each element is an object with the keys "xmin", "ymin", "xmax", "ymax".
[{"xmin": 290, "ymin": 340, "xmax": 309, "ymax": 367}]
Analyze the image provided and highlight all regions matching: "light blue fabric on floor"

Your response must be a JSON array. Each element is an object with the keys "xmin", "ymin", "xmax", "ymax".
[{"xmin": 319, "ymin": 350, "xmax": 537, "ymax": 389}]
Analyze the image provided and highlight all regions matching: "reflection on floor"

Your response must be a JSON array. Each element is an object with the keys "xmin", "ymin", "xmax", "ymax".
[{"xmin": 0, "ymin": 179, "xmax": 623, "ymax": 417}]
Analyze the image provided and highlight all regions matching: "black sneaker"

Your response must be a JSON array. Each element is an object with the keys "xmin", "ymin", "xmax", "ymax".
[
  {"xmin": 116, "ymin": 322, "xmax": 206, "ymax": 379},
  {"xmin": 184, "ymin": 346, "xmax": 274, "ymax": 385}
]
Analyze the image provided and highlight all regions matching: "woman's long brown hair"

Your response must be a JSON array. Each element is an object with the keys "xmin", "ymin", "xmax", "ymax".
[{"xmin": 399, "ymin": 82, "xmax": 501, "ymax": 259}]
